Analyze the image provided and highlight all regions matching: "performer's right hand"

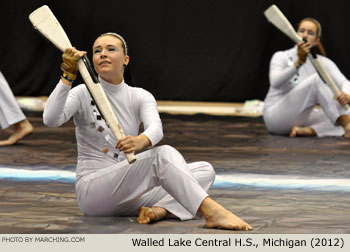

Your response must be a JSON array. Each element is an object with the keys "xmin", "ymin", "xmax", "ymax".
[
  {"xmin": 295, "ymin": 40, "xmax": 312, "ymax": 67},
  {"xmin": 116, "ymin": 134, "xmax": 151, "ymax": 154},
  {"xmin": 61, "ymin": 47, "xmax": 86, "ymax": 82}
]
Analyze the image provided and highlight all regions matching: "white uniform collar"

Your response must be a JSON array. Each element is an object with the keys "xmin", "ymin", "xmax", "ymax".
[{"xmin": 98, "ymin": 76, "xmax": 126, "ymax": 93}]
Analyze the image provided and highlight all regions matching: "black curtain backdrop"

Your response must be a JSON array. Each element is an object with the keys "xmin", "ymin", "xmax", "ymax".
[{"xmin": 1, "ymin": 0, "xmax": 350, "ymax": 102}]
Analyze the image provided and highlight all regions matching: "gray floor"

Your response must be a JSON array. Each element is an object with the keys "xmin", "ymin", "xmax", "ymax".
[{"xmin": 0, "ymin": 114, "xmax": 349, "ymax": 234}]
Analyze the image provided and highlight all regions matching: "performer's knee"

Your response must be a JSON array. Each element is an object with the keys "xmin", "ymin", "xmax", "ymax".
[
  {"xmin": 300, "ymin": 73, "xmax": 320, "ymax": 90},
  {"xmin": 202, "ymin": 162, "xmax": 216, "ymax": 183},
  {"xmin": 156, "ymin": 145, "xmax": 180, "ymax": 159},
  {"xmin": 310, "ymin": 73, "xmax": 328, "ymax": 90}
]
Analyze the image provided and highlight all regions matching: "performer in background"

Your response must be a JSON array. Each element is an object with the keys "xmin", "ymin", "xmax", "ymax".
[
  {"xmin": 0, "ymin": 71, "xmax": 34, "ymax": 146},
  {"xmin": 43, "ymin": 32, "xmax": 252, "ymax": 230},
  {"xmin": 263, "ymin": 17, "xmax": 350, "ymax": 138}
]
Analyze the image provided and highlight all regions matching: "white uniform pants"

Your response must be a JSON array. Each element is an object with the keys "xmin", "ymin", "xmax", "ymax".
[
  {"xmin": 76, "ymin": 145, "xmax": 215, "ymax": 220},
  {"xmin": 0, "ymin": 71, "xmax": 25, "ymax": 129},
  {"xmin": 263, "ymin": 73, "xmax": 346, "ymax": 136}
]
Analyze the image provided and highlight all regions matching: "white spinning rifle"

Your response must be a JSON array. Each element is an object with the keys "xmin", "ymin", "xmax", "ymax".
[
  {"xmin": 264, "ymin": 4, "xmax": 349, "ymax": 110},
  {"xmin": 29, "ymin": 5, "xmax": 137, "ymax": 163}
]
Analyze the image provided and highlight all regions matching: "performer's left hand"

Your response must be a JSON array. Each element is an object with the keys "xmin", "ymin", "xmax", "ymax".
[
  {"xmin": 116, "ymin": 134, "xmax": 151, "ymax": 153},
  {"xmin": 335, "ymin": 91, "xmax": 350, "ymax": 106}
]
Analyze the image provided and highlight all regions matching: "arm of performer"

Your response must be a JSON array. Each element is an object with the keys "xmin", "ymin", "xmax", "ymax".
[
  {"xmin": 269, "ymin": 40, "xmax": 311, "ymax": 89},
  {"xmin": 116, "ymin": 91, "xmax": 163, "ymax": 154},
  {"xmin": 269, "ymin": 53, "xmax": 297, "ymax": 88},
  {"xmin": 43, "ymin": 48, "xmax": 86, "ymax": 127},
  {"xmin": 321, "ymin": 57, "xmax": 350, "ymax": 106}
]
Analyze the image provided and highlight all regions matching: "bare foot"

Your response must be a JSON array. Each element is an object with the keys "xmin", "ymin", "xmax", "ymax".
[
  {"xmin": 344, "ymin": 125, "xmax": 350, "ymax": 139},
  {"xmin": 336, "ymin": 115, "xmax": 350, "ymax": 138},
  {"xmin": 343, "ymin": 120, "xmax": 350, "ymax": 139},
  {"xmin": 289, "ymin": 126, "xmax": 316, "ymax": 137},
  {"xmin": 199, "ymin": 197, "xmax": 252, "ymax": 231},
  {"xmin": 137, "ymin": 206, "xmax": 168, "ymax": 224},
  {"xmin": 0, "ymin": 119, "xmax": 33, "ymax": 146}
]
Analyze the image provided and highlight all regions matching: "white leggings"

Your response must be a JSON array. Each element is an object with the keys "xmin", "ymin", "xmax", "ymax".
[
  {"xmin": 76, "ymin": 145, "xmax": 215, "ymax": 220},
  {"xmin": 0, "ymin": 71, "xmax": 25, "ymax": 129},
  {"xmin": 263, "ymin": 73, "xmax": 346, "ymax": 136}
]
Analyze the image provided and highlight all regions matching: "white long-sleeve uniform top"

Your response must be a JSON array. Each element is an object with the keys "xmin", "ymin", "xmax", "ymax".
[
  {"xmin": 263, "ymin": 46, "xmax": 350, "ymax": 136},
  {"xmin": 264, "ymin": 47, "xmax": 350, "ymax": 109},
  {"xmin": 43, "ymin": 78, "xmax": 163, "ymax": 181}
]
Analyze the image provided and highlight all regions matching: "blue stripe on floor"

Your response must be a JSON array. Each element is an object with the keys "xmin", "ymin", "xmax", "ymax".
[
  {"xmin": 0, "ymin": 168, "xmax": 75, "ymax": 183},
  {"xmin": 212, "ymin": 174, "xmax": 350, "ymax": 192},
  {"xmin": 1, "ymin": 168, "xmax": 350, "ymax": 192}
]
